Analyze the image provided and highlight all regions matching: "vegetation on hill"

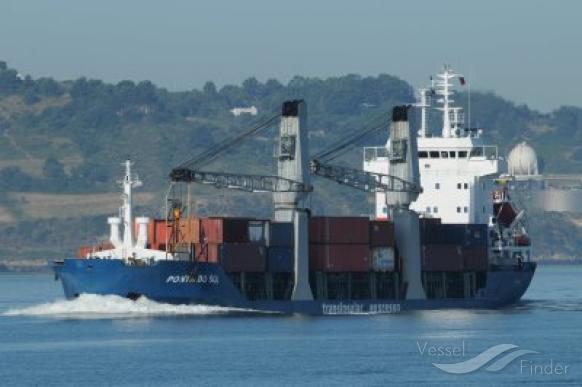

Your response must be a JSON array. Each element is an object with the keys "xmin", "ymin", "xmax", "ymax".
[{"xmin": 0, "ymin": 60, "xmax": 580, "ymax": 261}]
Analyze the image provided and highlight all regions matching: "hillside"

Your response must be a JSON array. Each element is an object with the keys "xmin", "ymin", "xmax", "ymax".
[{"xmin": 0, "ymin": 60, "xmax": 580, "ymax": 262}]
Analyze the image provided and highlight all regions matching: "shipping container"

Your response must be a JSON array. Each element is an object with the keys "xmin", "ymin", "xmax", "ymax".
[
  {"xmin": 371, "ymin": 247, "xmax": 395, "ymax": 271},
  {"xmin": 179, "ymin": 217, "xmax": 200, "ymax": 244},
  {"xmin": 463, "ymin": 247, "xmax": 488, "ymax": 271},
  {"xmin": 248, "ymin": 220, "xmax": 268, "ymax": 243},
  {"xmin": 421, "ymin": 223, "xmax": 487, "ymax": 248},
  {"xmin": 148, "ymin": 219, "xmax": 169, "ymax": 247},
  {"xmin": 420, "ymin": 217, "xmax": 442, "ymax": 227},
  {"xmin": 267, "ymin": 246, "xmax": 293, "ymax": 273},
  {"xmin": 370, "ymin": 221, "xmax": 395, "ymax": 247},
  {"xmin": 220, "ymin": 243, "xmax": 266, "ymax": 272},
  {"xmin": 268, "ymin": 222, "xmax": 294, "ymax": 247},
  {"xmin": 309, "ymin": 217, "xmax": 370, "ymax": 244},
  {"xmin": 310, "ymin": 244, "xmax": 370, "ymax": 272},
  {"xmin": 200, "ymin": 218, "xmax": 249, "ymax": 244},
  {"xmin": 194, "ymin": 242, "xmax": 266, "ymax": 271},
  {"xmin": 422, "ymin": 244, "xmax": 464, "ymax": 271}
]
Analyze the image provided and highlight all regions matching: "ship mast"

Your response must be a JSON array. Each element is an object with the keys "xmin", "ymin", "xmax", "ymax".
[{"xmin": 434, "ymin": 65, "xmax": 462, "ymax": 138}]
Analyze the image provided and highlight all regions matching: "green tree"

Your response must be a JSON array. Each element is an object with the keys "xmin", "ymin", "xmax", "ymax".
[
  {"xmin": 43, "ymin": 157, "xmax": 66, "ymax": 181},
  {"xmin": 203, "ymin": 81, "xmax": 217, "ymax": 95}
]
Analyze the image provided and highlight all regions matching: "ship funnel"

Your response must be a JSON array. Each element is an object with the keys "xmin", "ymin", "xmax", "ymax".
[
  {"xmin": 107, "ymin": 217, "xmax": 122, "ymax": 249},
  {"xmin": 135, "ymin": 217, "xmax": 150, "ymax": 249}
]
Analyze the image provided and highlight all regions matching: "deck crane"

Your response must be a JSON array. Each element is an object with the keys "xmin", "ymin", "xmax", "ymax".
[
  {"xmin": 168, "ymin": 101, "xmax": 426, "ymax": 301},
  {"xmin": 169, "ymin": 100, "xmax": 314, "ymax": 301},
  {"xmin": 308, "ymin": 106, "xmax": 426, "ymax": 299}
]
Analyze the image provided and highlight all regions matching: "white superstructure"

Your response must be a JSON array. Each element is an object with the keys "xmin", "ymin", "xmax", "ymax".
[
  {"xmin": 364, "ymin": 65, "xmax": 499, "ymax": 224},
  {"xmin": 89, "ymin": 160, "xmax": 170, "ymax": 261}
]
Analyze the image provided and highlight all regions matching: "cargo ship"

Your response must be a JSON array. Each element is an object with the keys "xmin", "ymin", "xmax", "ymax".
[{"xmin": 53, "ymin": 66, "xmax": 536, "ymax": 315}]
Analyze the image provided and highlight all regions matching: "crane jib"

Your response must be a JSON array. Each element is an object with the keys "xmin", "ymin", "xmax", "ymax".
[{"xmin": 170, "ymin": 168, "xmax": 312, "ymax": 193}]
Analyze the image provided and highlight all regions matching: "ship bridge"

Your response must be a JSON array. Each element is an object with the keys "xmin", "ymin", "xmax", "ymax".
[{"xmin": 364, "ymin": 65, "xmax": 501, "ymax": 224}]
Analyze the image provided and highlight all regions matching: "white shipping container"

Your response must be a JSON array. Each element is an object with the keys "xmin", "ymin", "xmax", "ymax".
[{"xmin": 372, "ymin": 247, "xmax": 395, "ymax": 271}]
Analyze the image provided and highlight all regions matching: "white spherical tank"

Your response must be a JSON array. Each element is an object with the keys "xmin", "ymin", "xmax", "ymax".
[{"xmin": 508, "ymin": 141, "xmax": 539, "ymax": 176}]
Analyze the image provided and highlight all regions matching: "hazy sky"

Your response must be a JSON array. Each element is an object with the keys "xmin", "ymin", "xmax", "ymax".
[{"xmin": 0, "ymin": 0, "xmax": 580, "ymax": 112}]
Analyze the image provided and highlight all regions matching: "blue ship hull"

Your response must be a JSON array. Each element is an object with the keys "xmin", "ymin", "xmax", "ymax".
[{"xmin": 53, "ymin": 258, "xmax": 536, "ymax": 315}]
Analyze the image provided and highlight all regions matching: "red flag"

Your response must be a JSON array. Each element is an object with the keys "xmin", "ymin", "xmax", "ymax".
[{"xmin": 459, "ymin": 76, "xmax": 466, "ymax": 86}]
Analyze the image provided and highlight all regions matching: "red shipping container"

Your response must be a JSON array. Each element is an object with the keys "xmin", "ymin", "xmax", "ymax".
[
  {"xmin": 309, "ymin": 244, "xmax": 370, "ymax": 272},
  {"xmin": 463, "ymin": 248, "xmax": 488, "ymax": 271},
  {"xmin": 148, "ymin": 219, "xmax": 169, "ymax": 246},
  {"xmin": 309, "ymin": 217, "xmax": 370, "ymax": 244},
  {"xmin": 220, "ymin": 243, "xmax": 266, "ymax": 272},
  {"xmin": 370, "ymin": 221, "xmax": 395, "ymax": 247},
  {"xmin": 421, "ymin": 245, "xmax": 464, "ymax": 272},
  {"xmin": 200, "ymin": 218, "xmax": 249, "ymax": 244}
]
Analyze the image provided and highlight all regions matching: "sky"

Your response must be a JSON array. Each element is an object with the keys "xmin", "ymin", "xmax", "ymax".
[{"xmin": 0, "ymin": 0, "xmax": 580, "ymax": 112}]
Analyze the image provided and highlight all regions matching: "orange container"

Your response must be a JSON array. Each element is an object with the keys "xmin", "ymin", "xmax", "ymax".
[{"xmin": 179, "ymin": 217, "xmax": 200, "ymax": 243}]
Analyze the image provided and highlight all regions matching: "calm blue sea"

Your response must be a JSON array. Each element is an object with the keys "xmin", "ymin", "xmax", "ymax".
[{"xmin": 0, "ymin": 265, "xmax": 581, "ymax": 386}]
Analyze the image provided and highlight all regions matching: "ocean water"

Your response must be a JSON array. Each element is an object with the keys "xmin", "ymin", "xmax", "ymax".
[{"xmin": 0, "ymin": 266, "xmax": 581, "ymax": 386}]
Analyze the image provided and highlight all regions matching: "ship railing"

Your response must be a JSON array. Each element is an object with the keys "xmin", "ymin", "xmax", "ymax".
[{"xmin": 363, "ymin": 146, "xmax": 389, "ymax": 162}]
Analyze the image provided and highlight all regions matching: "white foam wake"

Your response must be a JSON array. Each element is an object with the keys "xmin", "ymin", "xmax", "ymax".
[{"xmin": 3, "ymin": 294, "xmax": 251, "ymax": 319}]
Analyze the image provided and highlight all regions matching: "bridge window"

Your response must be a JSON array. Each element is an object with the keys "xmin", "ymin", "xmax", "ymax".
[
  {"xmin": 449, "ymin": 151, "xmax": 456, "ymax": 158},
  {"xmin": 457, "ymin": 183, "xmax": 462, "ymax": 189},
  {"xmin": 429, "ymin": 151, "xmax": 440, "ymax": 158},
  {"xmin": 463, "ymin": 206, "xmax": 468, "ymax": 213},
  {"xmin": 458, "ymin": 151, "xmax": 468, "ymax": 158},
  {"xmin": 457, "ymin": 207, "xmax": 461, "ymax": 213},
  {"xmin": 440, "ymin": 151, "xmax": 448, "ymax": 158},
  {"xmin": 433, "ymin": 207, "xmax": 438, "ymax": 213},
  {"xmin": 470, "ymin": 147, "xmax": 483, "ymax": 157},
  {"xmin": 435, "ymin": 183, "xmax": 440, "ymax": 189},
  {"xmin": 426, "ymin": 207, "xmax": 431, "ymax": 213},
  {"xmin": 464, "ymin": 183, "xmax": 469, "ymax": 189},
  {"xmin": 418, "ymin": 151, "xmax": 428, "ymax": 158}
]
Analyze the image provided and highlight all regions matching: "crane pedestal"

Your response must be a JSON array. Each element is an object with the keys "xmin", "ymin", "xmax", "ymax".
[
  {"xmin": 393, "ymin": 208, "xmax": 426, "ymax": 300},
  {"xmin": 292, "ymin": 209, "xmax": 313, "ymax": 301}
]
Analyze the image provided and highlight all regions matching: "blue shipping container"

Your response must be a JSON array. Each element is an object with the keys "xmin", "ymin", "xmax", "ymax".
[
  {"xmin": 269, "ymin": 222, "xmax": 294, "ymax": 247},
  {"xmin": 267, "ymin": 247, "xmax": 293, "ymax": 273}
]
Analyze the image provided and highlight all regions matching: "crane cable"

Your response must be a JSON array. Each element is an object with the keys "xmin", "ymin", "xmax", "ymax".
[
  {"xmin": 177, "ymin": 113, "xmax": 281, "ymax": 170},
  {"xmin": 313, "ymin": 112, "xmax": 390, "ymax": 163}
]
